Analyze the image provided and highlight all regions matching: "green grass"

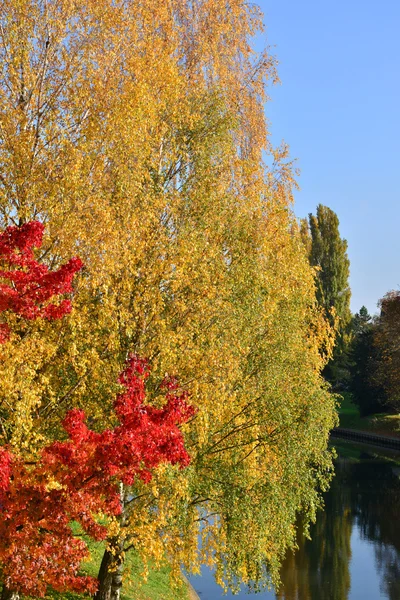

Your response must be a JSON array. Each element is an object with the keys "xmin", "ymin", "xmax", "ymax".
[
  {"xmin": 337, "ymin": 392, "xmax": 400, "ymax": 438},
  {"xmin": 21, "ymin": 536, "xmax": 191, "ymax": 600}
]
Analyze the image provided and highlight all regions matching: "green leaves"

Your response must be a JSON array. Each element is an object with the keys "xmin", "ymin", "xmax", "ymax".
[{"xmin": 0, "ymin": 2, "xmax": 337, "ymax": 596}]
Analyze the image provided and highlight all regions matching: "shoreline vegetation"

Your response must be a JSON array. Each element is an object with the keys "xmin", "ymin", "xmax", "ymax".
[
  {"xmin": 1, "ymin": 405, "xmax": 396, "ymax": 600},
  {"xmin": 37, "ymin": 396, "xmax": 397, "ymax": 600},
  {"xmin": 338, "ymin": 393, "xmax": 400, "ymax": 439},
  {"xmin": 2, "ymin": 558, "xmax": 199, "ymax": 600},
  {"xmin": 31, "ymin": 536, "xmax": 196, "ymax": 600}
]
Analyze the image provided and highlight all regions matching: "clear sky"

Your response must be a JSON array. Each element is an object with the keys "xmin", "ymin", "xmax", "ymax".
[{"xmin": 256, "ymin": 0, "xmax": 400, "ymax": 316}]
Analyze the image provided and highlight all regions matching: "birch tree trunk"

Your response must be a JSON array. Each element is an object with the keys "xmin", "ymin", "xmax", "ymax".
[
  {"xmin": 1, "ymin": 587, "xmax": 19, "ymax": 600},
  {"xmin": 95, "ymin": 484, "xmax": 126, "ymax": 600},
  {"xmin": 94, "ymin": 545, "xmax": 124, "ymax": 600}
]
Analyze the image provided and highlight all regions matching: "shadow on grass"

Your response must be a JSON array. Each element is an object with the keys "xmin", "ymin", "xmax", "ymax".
[
  {"xmin": 14, "ymin": 536, "xmax": 191, "ymax": 600},
  {"xmin": 338, "ymin": 392, "xmax": 400, "ymax": 438}
]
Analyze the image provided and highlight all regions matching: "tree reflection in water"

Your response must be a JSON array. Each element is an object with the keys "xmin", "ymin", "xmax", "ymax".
[{"xmin": 276, "ymin": 450, "xmax": 400, "ymax": 600}]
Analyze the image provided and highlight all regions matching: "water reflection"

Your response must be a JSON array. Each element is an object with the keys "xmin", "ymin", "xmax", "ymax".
[
  {"xmin": 351, "ymin": 457, "xmax": 400, "ymax": 600},
  {"xmin": 276, "ymin": 463, "xmax": 351, "ymax": 600},
  {"xmin": 277, "ymin": 449, "xmax": 400, "ymax": 600},
  {"xmin": 190, "ymin": 444, "xmax": 400, "ymax": 600}
]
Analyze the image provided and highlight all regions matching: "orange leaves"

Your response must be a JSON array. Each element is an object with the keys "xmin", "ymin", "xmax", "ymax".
[{"xmin": 0, "ymin": 355, "xmax": 194, "ymax": 597}]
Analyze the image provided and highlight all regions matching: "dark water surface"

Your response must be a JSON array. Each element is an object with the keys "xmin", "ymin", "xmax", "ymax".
[{"xmin": 189, "ymin": 442, "xmax": 400, "ymax": 600}]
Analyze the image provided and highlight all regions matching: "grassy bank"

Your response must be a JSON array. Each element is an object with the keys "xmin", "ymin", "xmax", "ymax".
[
  {"xmin": 4, "ymin": 537, "xmax": 193, "ymax": 600},
  {"xmin": 338, "ymin": 392, "xmax": 400, "ymax": 438}
]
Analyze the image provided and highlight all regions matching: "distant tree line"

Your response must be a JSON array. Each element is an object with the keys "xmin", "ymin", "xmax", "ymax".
[
  {"xmin": 302, "ymin": 204, "xmax": 400, "ymax": 416},
  {"xmin": 350, "ymin": 296, "xmax": 400, "ymax": 415}
]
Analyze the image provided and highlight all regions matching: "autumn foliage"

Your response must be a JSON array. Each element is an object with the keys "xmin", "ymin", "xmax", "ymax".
[
  {"xmin": 0, "ymin": 353, "xmax": 195, "ymax": 597},
  {"xmin": 0, "ymin": 1, "xmax": 337, "ymax": 597},
  {"xmin": 0, "ymin": 222, "xmax": 194, "ymax": 597},
  {"xmin": 0, "ymin": 221, "xmax": 83, "ymax": 343}
]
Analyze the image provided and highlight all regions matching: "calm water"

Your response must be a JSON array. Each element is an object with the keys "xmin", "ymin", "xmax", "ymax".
[{"xmin": 189, "ymin": 442, "xmax": 400, "ymax": 600}]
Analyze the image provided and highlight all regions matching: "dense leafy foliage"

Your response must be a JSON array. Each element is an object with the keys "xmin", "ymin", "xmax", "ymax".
[
  {"xmin": 349, "ymin": 307, "xmax": 387, "ymax": 416},
  {"xmin": 301, "ymin": 205, "xmax": 351, "ymax": 385},
  {"xmin": 0, "ymin": 350, "xmax": 194, "ymax": 597},
  {"xmin": 0, "ymin": 221, "xmax": 83, "ymax": 343},
  {"xmin": 302, "ymin": 205, "xmax": 351, "ymax": 329},
  {"xmin": 0, "ymin": 2, "xmax": 337, "ymax": 598},
  {"xmin": 373, "ymin": 292, "xmax": 400, "ymax": 412}
]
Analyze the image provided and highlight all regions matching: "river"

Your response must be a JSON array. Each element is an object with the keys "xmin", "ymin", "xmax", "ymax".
[{"xmin": 188, "ymin": 441, "xmax": 400, "ymax": 600}]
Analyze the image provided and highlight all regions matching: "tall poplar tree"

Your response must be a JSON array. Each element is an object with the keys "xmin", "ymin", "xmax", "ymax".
[
  {"xmin": 0, "ymin": 2, "xmax": 337, "ymax": 598},
  {"xmin": 303, "ymin": 205, "xmax": 351, "ymax": 330},
  {"xmin": 301, "ymin": 205, "xmax": 351, "ymax": 382}
]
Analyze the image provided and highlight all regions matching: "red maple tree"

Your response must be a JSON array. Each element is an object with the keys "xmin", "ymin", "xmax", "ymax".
[
  {"xmin": 0, "ymin": 220, "xmax": 195, "ymax": 597},
  {"xmin": 0, "ymin": 220, "xmax": 83, "ymax": 343},
  {"xmin": 0, "ymin": 356, "xmax": 195, "ymax": 596}
]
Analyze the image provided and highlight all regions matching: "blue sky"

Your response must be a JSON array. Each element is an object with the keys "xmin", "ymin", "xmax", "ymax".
[{"xmin": 256, "ymin": 0, "xmax": 400, "ymax": 316}]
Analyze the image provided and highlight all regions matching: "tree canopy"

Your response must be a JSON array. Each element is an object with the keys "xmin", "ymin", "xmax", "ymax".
[
  {"xmin": 373, "ymin": 291, "xmax": 400, "ymax": 412},
  {"xmin": 0, "ymin": 2, "xmax": 337, "ymax": 598},
  {"xmin": 348, "ymin": 306, "xmax": 386, "ymax": 416},
  {"xmin": 301, "ymin": 205, "xmax": 351, "ymax": 385},
  {"xmin": 301, "ymin": 205, "xmax": 351, "ymax": 335}
]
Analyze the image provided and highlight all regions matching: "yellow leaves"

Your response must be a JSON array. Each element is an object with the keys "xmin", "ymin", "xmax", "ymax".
[
  {"xmin": 0, "ymin": 0, "xmax": 338, "ymax": 591},
  {"xmin": 44, "ymin": 477, "xmax": 63, "ymax": 492},
  {"xmin": 106, "ymin": 517, "xmax": 122, "ymax": 541},
  {"xmin": 0, "ymin": 327, "xmax": 60, "ymax": 450}
]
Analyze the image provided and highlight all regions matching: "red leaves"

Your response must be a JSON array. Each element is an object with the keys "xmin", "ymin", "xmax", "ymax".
[
  {"xmin": 0, "ymin": 221, "xmax": 83, "ymax": 341},
  {"xmin": 0, "ymin": 447, "xmax": 12, "ymax": 491},
  {"xmin": 0, "ymin": 471, "xmax": 99, "ymax": 596},
  {"xmin": 0, "ymin": 221, "xmax": 44, "ymax": 262},
  {"xmin": 0, "ymin": 355, "xmax": 195, "ymax": 597},
  {"xmin": 46, "ymin": 353, "xmax": 196, "ymax": 497},
  {"xmin": 0, "ymin": 222, "xmax": 195, "ymax": 596}
]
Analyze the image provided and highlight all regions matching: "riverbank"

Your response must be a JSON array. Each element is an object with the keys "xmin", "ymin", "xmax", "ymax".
[
  {"xmin": 338, "ymin": 393, "xmax": 400, "ymax": 438},
  {"xmin": 26, "ymin": 539, "xmax": 195, "ymax": 600},
  {"xmin": 331, "ymin": 426, "xmax": 400, "ymax": 451},
  {"xmin": 181, "ymin": 574, "xmax": 201, "ymax": 600},
  {"xmin": 0, "ymin": 538, "xmax": 200, "ymax": 600}
]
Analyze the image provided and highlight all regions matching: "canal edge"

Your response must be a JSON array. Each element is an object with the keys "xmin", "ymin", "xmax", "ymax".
[
  {"xmin": 181, "ymin": 572, "xmax": 201, "ymax": 600},
  {"xmin": 331, "ymin": 427, "xmax": 400, "ymax": 451}
]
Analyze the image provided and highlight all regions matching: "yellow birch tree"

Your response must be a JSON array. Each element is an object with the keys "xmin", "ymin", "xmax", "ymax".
[{"xmin": 0, "ymin": 1, "xmax": 337, "ymax": 598}]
